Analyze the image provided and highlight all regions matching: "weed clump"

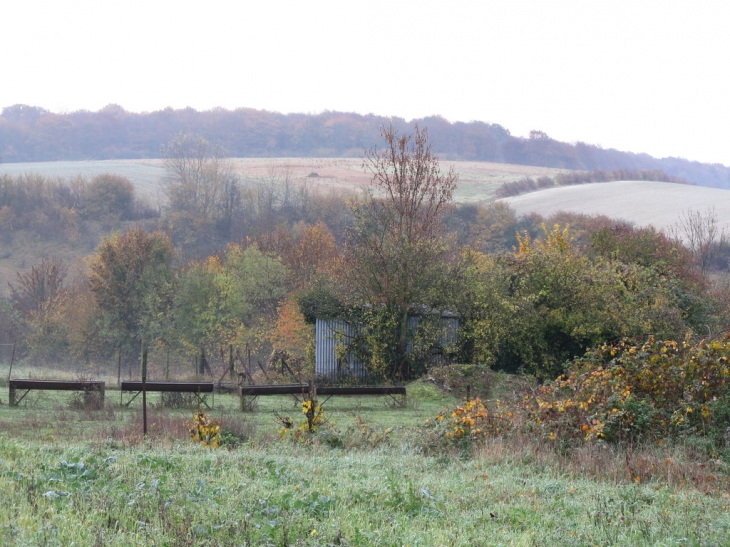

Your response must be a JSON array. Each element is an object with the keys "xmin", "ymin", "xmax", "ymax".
[
  {"xmin": 185, "ymin": 410, "xmax": 221, "ymax": 448},
  {"xmin": 278, "ymin": 399, "xmax": 324, "ymax": 441},
  {"xmin": 158, "ymin": 391, "xmax": 198, "ymax": 408},
  {"xmin": 417, "ymin": 397, "xmax": 515, "ymax": 455}
]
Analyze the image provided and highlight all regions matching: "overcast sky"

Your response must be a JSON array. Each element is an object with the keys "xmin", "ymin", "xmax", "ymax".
[{"xmin": 3, "ymin": 1, "xmax": 728, "ymax": 165}]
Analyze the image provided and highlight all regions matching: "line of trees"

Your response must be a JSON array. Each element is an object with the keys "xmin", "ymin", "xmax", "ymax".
[
  {"xmin": 2, "ymin": 104, "xmax": 729, "ymax": 188},
  {"xmin": 495, "ymin": 168, "xmax": 691, "ymax": 198}
]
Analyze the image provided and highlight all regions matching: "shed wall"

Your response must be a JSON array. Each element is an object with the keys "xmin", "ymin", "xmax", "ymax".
[{"xmin": 316, "ymin": 314, "xmax": 459, "ymax": 380}]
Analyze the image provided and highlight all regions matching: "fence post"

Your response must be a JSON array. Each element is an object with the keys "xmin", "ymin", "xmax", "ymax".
[
  {"xmin": 117, "ymin": 347, "xmax": 122, "ymax": 387},
  {"xmin": 142, "ymin": 340, "xmax": 148, "ymax": 437},
  {"xmin": 7, "ymin": 341, "xmax": 16, "ymax": 383}
]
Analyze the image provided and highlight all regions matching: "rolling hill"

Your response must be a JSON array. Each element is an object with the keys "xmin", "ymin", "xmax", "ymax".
[{"xmin": 500, "ymin": 181, "xmax": 730, "ymax": 236}]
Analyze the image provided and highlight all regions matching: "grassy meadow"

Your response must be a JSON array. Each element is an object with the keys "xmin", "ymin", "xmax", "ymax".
[{"xmin": 1, "ymin": 365, "xmax": 729, "ymax": 546}]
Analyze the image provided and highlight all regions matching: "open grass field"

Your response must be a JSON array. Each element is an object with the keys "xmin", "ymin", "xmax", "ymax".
[
  {"xmin": 0, "ymin": 158, "xmax": 571, "ymax": 204},
  {"xmin": 501, "ymin": 181, "xmax": 730, "ymax": 236},
  {"xmin": 1, "ymin": 364, "xmax": 729, "ymax": 546}
]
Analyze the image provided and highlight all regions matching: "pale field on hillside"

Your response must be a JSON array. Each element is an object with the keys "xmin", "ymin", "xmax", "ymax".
[
  {"xmin": 501, "ymin": 181, "xmax": 730, "ymax": 236},
  {"xmin": 0, "ymin": 158, "xmax": 570, "ymax": 203}
]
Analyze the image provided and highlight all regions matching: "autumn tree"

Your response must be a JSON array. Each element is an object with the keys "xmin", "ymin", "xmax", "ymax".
[
  {"xmin": 270, "ymin": 295, "xmax": 314, "ymax": 376},
  {"xmin": 257, "ymin": 221, "xmax": 339, "ymax": 289},
  {"xmin": 80, "ymin": 174, "xmax": 135, "ymax": 221},
  {"xmin": 343, "ymin": 124, "xmax": 458, "ymax": 380},
  {"xmin": 173, "ymin": 243, "xmax": 289, "ymax": 365},
  {"xmin": 87, "ymin": 229, "xmax": 176, "ymax": 360},
  {"xmin": 173, "ymin": 257, "xmax": 233, "ymax": 355}
]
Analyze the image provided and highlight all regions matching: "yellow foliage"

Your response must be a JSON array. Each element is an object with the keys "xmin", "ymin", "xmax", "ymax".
[
  {"xmin": 515, "ymin": 223, "xmax": 573, "ymax": 257},
  {"xmin": 185, "ymin": 411, "xmax": 221, "ymax": 448},
  {"xmin": 430, "ymin": 398, "xmax": 515, "ymax": 444}
]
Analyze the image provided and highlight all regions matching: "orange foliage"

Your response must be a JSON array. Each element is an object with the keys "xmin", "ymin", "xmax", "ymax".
[
  {"xmin": 288, "ymin": 221, "xmax": 339, "ymax": 287},
  {"xmin": 270, "ymin": 295, "xmax": 312, "ymax": 358}
]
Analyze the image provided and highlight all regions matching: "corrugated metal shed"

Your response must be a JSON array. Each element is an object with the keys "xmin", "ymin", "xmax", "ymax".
[
  {"xmin": 315, "ymin": 319, "xmax": 367, "ymax": 380},
  {"xmin": 315, "ymin": 312, "xmax": 459, "ymax": 380}
]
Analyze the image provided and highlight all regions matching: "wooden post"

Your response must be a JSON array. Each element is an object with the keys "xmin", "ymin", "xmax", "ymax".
[
  {"xmin": 466, "ymin": 385, "xmax": 471, "ymax": 401},
  {"xmin": 229, "ymin": 344, "xmax": 234, "ymax": 380},
  {"xmin": 247, "ymin": 344, "xmax": 251, "ymax": 376},
  {"xmin": 7, "ymin": 341, "xmax": 16, "ymax": 383},
  {"xmin": 306, "ymin": 379, "xmax": 318, "ymax": 431},
  {"xmin": 165, "ymin": 349, "xmax": 170, "ymax": 380},
  {"xmin": 117, "ymin": 347, "xmax": 122, "ymax": 387},
  {"xmin": 142, "ymin": 340, "xmax": 148, "ymax": 437},
  {"xmin": 9, "ymin": 383, "xmax": 16, "ymax": 406}
]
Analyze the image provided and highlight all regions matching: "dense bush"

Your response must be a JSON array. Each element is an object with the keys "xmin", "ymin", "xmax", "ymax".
[
  {"xmin": 456, "ymin": 224, "xmax": 699, "ymax": 379},
  {"xmin": 523, "ymin": 336, "xmax": 730, "ymax": 452}
]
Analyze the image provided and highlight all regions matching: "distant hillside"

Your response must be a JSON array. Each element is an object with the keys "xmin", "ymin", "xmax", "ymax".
[
  {"xmin": 500, "ymin": 181, "xmax": 730, "ymax": 235},
  {"xmin": 0, "ymin": 158, "xmax": 570, "ymax": 203},
  {"xmin": 1, "ymin": 104, "xmax": 729, "ymax": 188}
]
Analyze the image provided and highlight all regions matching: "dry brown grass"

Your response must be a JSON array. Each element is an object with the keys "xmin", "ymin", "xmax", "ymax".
[{"xmin": 476, "ymin": 434, "xmax": 730, "ymax": 494}]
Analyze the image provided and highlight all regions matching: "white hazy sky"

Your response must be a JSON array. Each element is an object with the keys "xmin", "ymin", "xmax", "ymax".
[{"xmin": 2, "ymin": 0, "xmax": 729, "ymax": 165}]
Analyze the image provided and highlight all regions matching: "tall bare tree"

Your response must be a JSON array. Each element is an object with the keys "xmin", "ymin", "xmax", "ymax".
[
  {"xmin": 673, "ymin": 207, "xmax": 728, "ymax": 275},
  {"xmin": 9, "ymin": 256, "xmax": 67, "ymax": 323},
  {"xmin": 344, "ymin": 125, "xmax": 458, "ymax": 379},
  {"xmin": 9, "ymin": 256, "xmax": 69, "ymax": 362},
  {"xmin": 162, "ymin": 132, "xmax": 241, "ymax": 251}
]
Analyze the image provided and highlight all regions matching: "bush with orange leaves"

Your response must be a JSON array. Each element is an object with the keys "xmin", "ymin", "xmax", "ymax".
[
  {"xmin": 420, "ymin": 397, "xmax": 515, "ymax": 453},
  {"xmin": 523, "ymin": 336, "xmax": 730, "ymax": 451}
]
